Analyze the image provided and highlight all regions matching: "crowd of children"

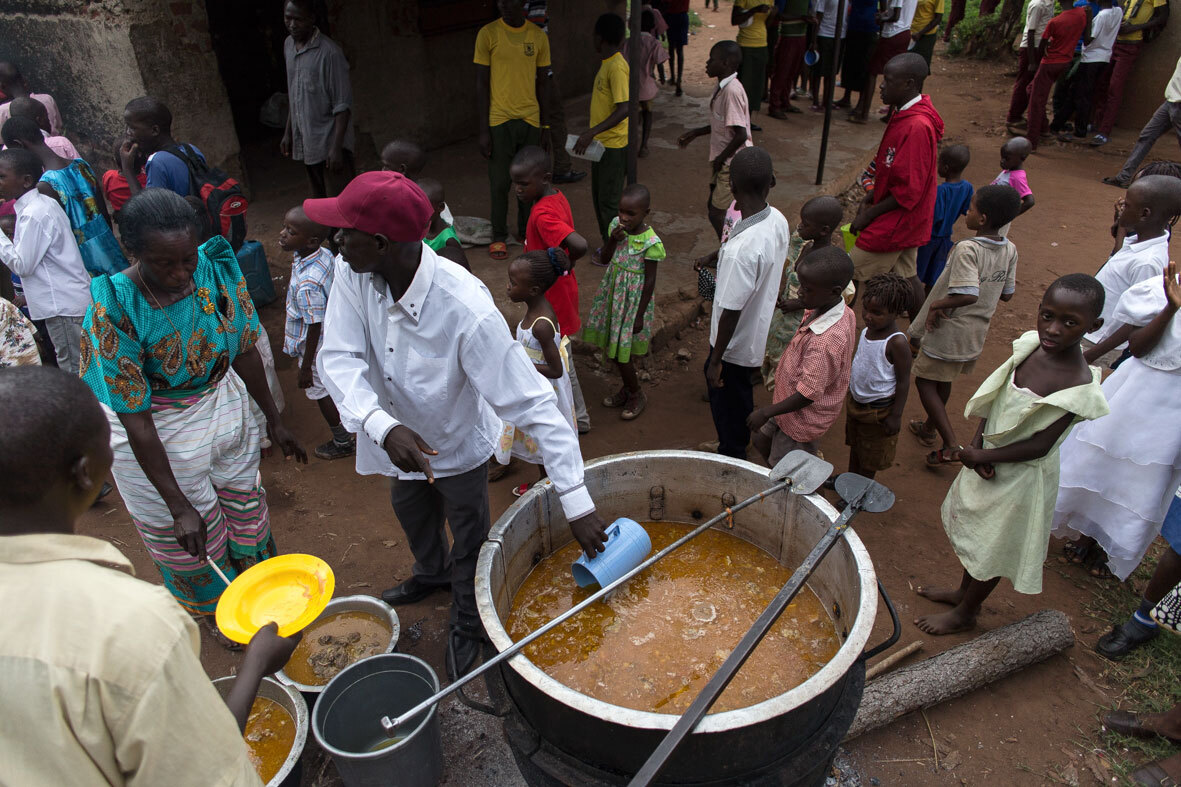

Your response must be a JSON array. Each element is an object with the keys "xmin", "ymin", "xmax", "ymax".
[{"xmin": 4, "ymin": 6, "xmax": 1181, "ymax": 783}]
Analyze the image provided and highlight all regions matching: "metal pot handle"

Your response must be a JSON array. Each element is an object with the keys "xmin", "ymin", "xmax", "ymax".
[{"xmin": 859, "ymin": 580, "xmax": 901, "ymax": 662}]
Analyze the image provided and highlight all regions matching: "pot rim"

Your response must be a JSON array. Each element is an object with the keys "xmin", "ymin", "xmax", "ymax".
[
  {"xmin": 211, "ymin": 675, "xmax": 308, "ymax": 786},
  {"xmin": 276, "ymin": 594, "xmax": 401, "ymax": 693},
  {"xmin": 476, "ymin": 449, "xmax": 878, "ymax": 734}
]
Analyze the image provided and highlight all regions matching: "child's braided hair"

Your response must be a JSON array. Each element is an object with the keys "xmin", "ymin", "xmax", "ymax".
[
  {"xmin": 520, "ymin": 247, "xmax": 572, "ymax": 292},
  {"xmin": 1137, "ymin": 161, "xmax": 1181, "ymax": 181},
  {"xmin": 862, "ymin": 272, "xmax": 912, "ymax": 316}
]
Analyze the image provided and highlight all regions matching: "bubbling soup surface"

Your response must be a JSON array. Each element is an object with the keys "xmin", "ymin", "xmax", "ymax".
[
  {"xmin": 244, "ymin": 697, "xmax": 295, "ymax": 783},
  {"xmin": 506, "ymin": 521, "xmax": 841, "ymax": 714}
]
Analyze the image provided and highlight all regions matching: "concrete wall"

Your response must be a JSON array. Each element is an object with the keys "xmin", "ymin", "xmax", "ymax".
[
  {"xmin": 1119, "ymin": 26, "xmax": 1179, "ymax": 131},
  {"xmin": 0, "ymin": 0, "xmax": 239, "ymax": 174},
  {"xmin": 327, "ymin": 0, "xmax": 605, "ymax": 156}
]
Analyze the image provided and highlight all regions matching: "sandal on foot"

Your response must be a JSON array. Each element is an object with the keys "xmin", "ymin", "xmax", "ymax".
[
  {"xmin": 925, "ymin": 447, "xmax": 960, "ymax": 466},
  {"xmin": 621, "ymin": 391, "xmax": 647, "ymax": 420},
  {"xmin": 489, "ymin": 241, "xmax": 508, "ymax": 260},
  {"xmin": 1062, "ymin": 540, "xmax": 1091, "ymax": 564},
  {"xmin": 511, "ymin": 482, "xmax": 531, "ymax": 497},
  {"xmin": 602, "ymin": 387, "xmax": 629, "ymax": 408},
  {"xmin": 202, "ymin": 617, "xmax": 243, "ymax": 651},
  {"xmin": 1129, "ymin": 753, "xmax": 1181, "ymax": 787},
  {"xmin": 908, "ymin": 419, "xmax": 938, "ymax": 447}
]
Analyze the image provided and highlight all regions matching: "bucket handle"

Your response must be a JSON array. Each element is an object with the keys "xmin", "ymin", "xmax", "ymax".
[
  {"xmin": 451, "ymin": 638, "xmax": 512, "ymax": 718},
  {"xmin": 859, "ymin": 580, "xmax": 901, "ymax": 662}
]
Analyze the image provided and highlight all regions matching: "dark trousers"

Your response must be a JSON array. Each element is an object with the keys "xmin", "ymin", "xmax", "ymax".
[
  {"xmin": 912, "ymin": 33, "xmax": 937, "ymax": 67},
  {"xmin": 1096, "ymin": 41, "xmax": 1143, "ymax": 136},
  {"xmin": 943, "ymin": 0, "xmax": 966, "ymax": 40},
  {"xmin": 738, "ymin": 44, "xmax": 770, "ymax": 112},
  {"xmin": 1116, "ymin": 100, "xmax": 1181, "ymax": 183},
  {"xmin": 1053, "ymin": 60, "xmax": 1104, "ymax": 135},
  {"xmin": 541, "ymin": 70, "xmax": 574, "ymax": 176},
  {"xmin": 305, "ymin": 149, "xmax": 356, "ymax": 198},
  {"xmin": 705, "ymin": 349, "xmax": 757, "ymax": 459},
  {"xmin": 1006, "ymin": 47, "xmax": 1036, "ymax": 123},
  {"xmin": 390, "ymin": 463, "xmax": 491, "ymax": 628},
  {"xmin": 591, "ymin": 145, "xmax": 628, "ymax": 242},
  {"xmin": 489, "ymin": 119, "xmax": 541, "ymax": 241},
  {"xmin": 769, "ymin": 35, "xmax": 808, "ymax": 111},
  {"xmin": 1027, "ymin": 60, "xmax": 1069, "ymax": 149}
]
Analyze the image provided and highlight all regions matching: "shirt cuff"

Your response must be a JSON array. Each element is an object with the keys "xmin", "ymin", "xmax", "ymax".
[
  {"xmin": 362, "ymin": 409, "xmax": 399, "ymax": 448},
  {"xmin": 947, "ymin": 286, "xmax": 979, "ymax": 296},
  {"xmin": 557, "ymin": 484, "xmax": 595, "ymax": 521},
  {"xmin": 1002, "ymin": 286, "xmax": 1016, "ymax": 296}
]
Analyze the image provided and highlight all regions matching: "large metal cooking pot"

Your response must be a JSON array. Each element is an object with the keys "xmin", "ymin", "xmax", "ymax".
[{"xmin": 476, "ymin": 451, "xmax": 889, "ymax": 784}]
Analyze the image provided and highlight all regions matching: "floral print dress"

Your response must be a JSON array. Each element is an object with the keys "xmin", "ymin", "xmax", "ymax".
[{"xmin": 582, "ymin": 218, "xmax": 666, "ymax": 364}]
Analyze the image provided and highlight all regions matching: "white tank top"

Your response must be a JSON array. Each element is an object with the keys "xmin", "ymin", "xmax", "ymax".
[{"xmin": 850, "ymin": 329, "xmax": 905, "ymax": 404}]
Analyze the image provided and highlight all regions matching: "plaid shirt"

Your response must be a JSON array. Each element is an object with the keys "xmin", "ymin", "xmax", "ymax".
[
  {"xmin": 773, "ymin": 300, "xmax": 857, "ymax": 442},
  {"xmin": 283, "ymin": 247, "xmax": 335, "ymax": 358}
]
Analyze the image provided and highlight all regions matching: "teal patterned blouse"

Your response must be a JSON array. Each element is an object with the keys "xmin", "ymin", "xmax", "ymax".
[{"xmin": 79, "ymin": 236, "xmax": 261, "ymax": 413}]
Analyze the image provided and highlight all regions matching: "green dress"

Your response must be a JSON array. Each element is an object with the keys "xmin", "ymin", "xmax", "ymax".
[
  {"xmin": 582, "ymin": 218, "xmax": 666, "ymax": 364},
  {"xmin": 941, "ymin": 332, "xmax": 1109, "ymax": 594},
  {"xmin": 760, "ymin": 232, "xmax": 809, "ymax": 389}
]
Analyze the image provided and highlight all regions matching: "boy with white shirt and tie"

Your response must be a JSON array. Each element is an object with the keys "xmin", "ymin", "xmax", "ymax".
[
  {"xmin": 311, "ymin": 171, "xmax": 608, "ymax": 680},
  {"xmin": 0, "ymin": 148, "xmax": 90, "ymax": 373}
]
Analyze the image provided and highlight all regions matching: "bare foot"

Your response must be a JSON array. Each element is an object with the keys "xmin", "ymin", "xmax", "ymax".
[
  {"xmin": 916, "ymin": 585, "xmax": 965, "ymax": 605},
  {"xmin": 914, "ymin": 608, "xmax": 976, "ymax": 635}
]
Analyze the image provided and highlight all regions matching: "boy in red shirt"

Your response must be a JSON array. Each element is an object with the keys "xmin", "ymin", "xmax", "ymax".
[
  {"xmin": 850, "ymin": 53, "xmax": 944, "ymax": 318},
  {"xmin": 1024, "ymin": 2, "xmax": 1091, "ymax": 150},
  {"xmin": 511, "ymin": 146, "xmax": 591, "ymax": 433}
]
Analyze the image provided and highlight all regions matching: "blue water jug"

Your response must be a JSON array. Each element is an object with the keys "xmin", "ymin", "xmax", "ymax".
[
  {"xmin": 236, "ymin": 240, "xmax": 277, "ymax": 307},
  {"xmin": 571, "ymin": 518, "xmax": 653, "ymax": 589}
]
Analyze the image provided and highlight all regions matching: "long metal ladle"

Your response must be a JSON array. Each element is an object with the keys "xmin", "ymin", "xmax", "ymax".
[
  {"xmin": 378, "ymin": 450, "xmax": 834, "ymax": 737},
  {"xmin": 628, "ymin": 472, "xmax": 896, "ymax": 786}
]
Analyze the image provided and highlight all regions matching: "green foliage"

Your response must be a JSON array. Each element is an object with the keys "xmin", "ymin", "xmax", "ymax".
[
  {"xmin": 945, "ymin": 0, "xmax": 1026, "ymax": 57},
  {"xmin": 690, "ymin": 10, "xmax": 704, "ymax": 28}
]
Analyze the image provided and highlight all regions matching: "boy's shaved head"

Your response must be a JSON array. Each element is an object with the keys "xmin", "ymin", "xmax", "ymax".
[
  {"xmin": 124, "ymin": 96, "xmax": 172, "ymax": 131},
  {"xmin": 1046, "ymin": 273, "xmax": 1105, "ymax": 320},
  {"xmin": 621, "ymin": 182, "xmax": 651, "ymax": 210},
  {"xmin": 711, "ymin": 40, "xmax": 743, "ymax": 68},
  {"xmin": 1, "ymin": 116, "xmax": 42, "ymax": 147},
  {"xmin": 800, "ymin": 196, "xmax": 844, "ymax": 230},
  {"xmin": 511, "ymin": 144, "xmax": 552, "ymax": 175},
  {"xmin": 284, "ymin": 204, "xmax": 329, "ymax": 237},
  {"xmin": 1001, "ymin": 136, "xmax": 1031, "ymax": 158},
  {"xmin": 939, "ymin": 143, "xmax": 971, "ymax": 172},
  {"xmin": 8, "ymin": 96, "xmax": 50, "ymax": 130},
  {"xmin": 381, "ymin": 139, "xmax": 426, "ymax": 177},
  {"xmin": 417, "ymin": 177, "xmax": 445, "ymax": 205},
  {"xmin": 885, "ymin": 52, "xmax": 930, "ymax": 85},
  {"xmin": 1129, "ymin": 174, "xmax": 1181, "ymax": 218},
  {"xmin": 730, "ymin": 146, "xmax": 774, "ymax": 194},
  {"xmin": 595, "ymin": 13, "xmax": 627, "ymax": 45},
  {"xmin": 797, "ymin": 245, "xmax": 855, "ymax": 289},
  {"xmin": 0, "ymin": 147, "xmax": 43, "ymax": 180},
  {"xmin": 0, "ymin": 367, "xmax": 109, "ymax": 507}
]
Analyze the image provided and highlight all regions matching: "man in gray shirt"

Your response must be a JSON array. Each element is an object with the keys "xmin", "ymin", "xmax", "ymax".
[{"xmin": 281, "ymin": 0, "xmax": 356, "ymax": 198}]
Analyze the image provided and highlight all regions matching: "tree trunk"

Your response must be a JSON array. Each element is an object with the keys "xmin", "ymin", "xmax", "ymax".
[{"xmin": 845, "ymin": 610, "xmax": 1075, "ymax": 741}]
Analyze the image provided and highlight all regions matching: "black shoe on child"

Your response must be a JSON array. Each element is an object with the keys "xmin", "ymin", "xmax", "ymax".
[
  {"xmin": 1095, "ymin": 619, "xmax": 1158, "ymax": 660},
  {"xmin": 553, "ymin": 170, "xmax": 587, "ymax": 184},
  {"xmin": 315, "ymin": 437, "xmax": 355, "ymax": 461},
  {"xmin": 381, "ymin": 577, "xmax": 450, "ymax": 606}
]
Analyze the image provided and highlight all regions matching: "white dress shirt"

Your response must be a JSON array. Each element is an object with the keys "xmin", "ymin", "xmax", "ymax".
[
  {"xmin": 1086, "ymin": 232, "xmax": 1170, "ymax": 347},
  {"xmin": 0, "ymin": 189, "xmax": 91, "ymax": 320},
  {"xmin": 318, "ymin": 245, "xmax": 594, "ymax": 520},
  {"xmin": 710, "ymin": 205, "xmax": 791, "ymax": 367},
  {"xmin": 882, "ymin": 0, "xmax": 918, "ymax": 38},
  {"xmin": 1082, "ymin": 7, "xmax": 1122, "ymax": 63}
]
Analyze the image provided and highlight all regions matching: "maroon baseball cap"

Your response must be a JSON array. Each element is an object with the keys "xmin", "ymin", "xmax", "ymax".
[{"xmin": 303, "ymin": 171, "xmax": 432, "ymax": 242}]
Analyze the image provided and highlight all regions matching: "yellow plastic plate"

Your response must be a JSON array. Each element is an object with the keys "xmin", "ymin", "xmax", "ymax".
[{"xmin": 215, "ymin": 554, "xmax": 335, "ymax": 644}]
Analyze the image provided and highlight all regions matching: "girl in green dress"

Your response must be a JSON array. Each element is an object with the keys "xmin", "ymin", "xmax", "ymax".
[{"xmin": 583, "ymin": 184, "xmax": 666, "ymax": 420}]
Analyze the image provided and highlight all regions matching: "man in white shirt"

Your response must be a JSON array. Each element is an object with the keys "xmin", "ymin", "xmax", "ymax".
[
  {"xmin": 706, "ymin": 147, "xmax": 791, "ymax": 459},
  {"xmin": 1052, "ymin": 0, "xmax": 1122, "ymax": 141},
  {"xmin": 0, "ymin": 148, "xmax": 91, "ymax": 373},
  {"xmin": 1006, "ymin": 0, "xmax": 1055, "ymax": 125},
  {"xmin": 1103, "ymin": 55, "xmax": 1181, "ymax": 188},
  {"xmin": 310, "ymin": 171, "xmax": 607, "ymax": 678}
]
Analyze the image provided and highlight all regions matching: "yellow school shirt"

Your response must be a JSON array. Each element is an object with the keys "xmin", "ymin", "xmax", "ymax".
[
  {"xmin": 911, "ymin": 0, "xmax": 946, "ymax": 36},
  {"xmin": 1118, "ymin": 0, "xmax": 1167, "ymax": 41},
  {"xmin": 592, "ymin": 52, "xmax": 630, "ymax": 149},
  {"xmin": 473, "ymin": 18, "xmax": 552, "ymax": 127},
  {"xmin": 736, "ymin": 0, "xmax": 771, "ymax": 48}
]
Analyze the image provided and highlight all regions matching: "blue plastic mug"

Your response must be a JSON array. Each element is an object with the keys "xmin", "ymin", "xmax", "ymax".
[
  {"xmin": 804, "ymin": 48, "xmax": 820, "ymax": 67},
  {"xmin": 571, "ymin": 518, "xmax": 653, "ymax": 589}
]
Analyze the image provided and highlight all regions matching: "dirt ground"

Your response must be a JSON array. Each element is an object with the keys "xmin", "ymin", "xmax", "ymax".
[{"xmin": 75, "ymin": 10, "xmax": 1181, "ymax": 786}]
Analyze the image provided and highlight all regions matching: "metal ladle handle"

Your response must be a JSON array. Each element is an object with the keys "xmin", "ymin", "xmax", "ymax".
[{"xmin": 378, "ymin": 478, "xmax": 795, "ymax": 736}]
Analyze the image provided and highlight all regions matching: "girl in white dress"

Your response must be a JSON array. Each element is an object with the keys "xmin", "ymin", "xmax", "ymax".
[
  {"xmin": 496, "ymin": 248, "xmax": 577, "ymax": 496},
  {"xmin": 1053, "ymin": 263, "xmax": 1181, "ymax": 580}
]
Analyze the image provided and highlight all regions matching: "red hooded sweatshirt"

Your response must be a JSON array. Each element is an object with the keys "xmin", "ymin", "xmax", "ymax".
[{"xmin": 856, "ymin": 95, "xmax": 945, "ymax": 254}]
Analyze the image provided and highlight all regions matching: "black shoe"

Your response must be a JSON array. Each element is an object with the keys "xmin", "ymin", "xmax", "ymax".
[
  {"xmin": 1096, "ymin": 620, "xmax": 1157, "ymax": 660},
  {"xmin": 750, "ymin": 122, "xmax": 763, "ymax": 132},
  {"xmin": 553, "ymin": 170, "xmax": 587, "ymax": 184},
  {"xmin": 314, "ymin": 437, "xmax": 355, "ymax": 461},
  {"xmin": 98, "ymin": 482, "xmax": 113, "ymax": 500},
  {"xmin": 1102, "ymin": 176, "xmax": 1130, "ymax": 189},
  {"xmin": 446, "ymin": 623, "xmax": 488, "ymax": 680},
  {"xmin": 381, "ymin": 577, "xmax": 450, "ymax": 606}
]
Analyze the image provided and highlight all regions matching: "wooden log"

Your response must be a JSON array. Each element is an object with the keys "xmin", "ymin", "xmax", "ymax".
[{"xmin": 845, "ymin": 610, "xmax": 1075, "ymax": 741}]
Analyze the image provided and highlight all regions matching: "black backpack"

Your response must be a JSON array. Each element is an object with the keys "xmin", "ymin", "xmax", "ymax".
[{"xmin": 165, "ymin": 144, "xmax": 248, "ymax": 251}]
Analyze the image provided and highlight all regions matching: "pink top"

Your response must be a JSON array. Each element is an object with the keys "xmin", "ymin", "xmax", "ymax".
[
  {"xmin": 709, "ymin": 74, "xmax": 753, "ymax": 164},
  {"xmin": 649, "ymin": 6, "xmax": 669, "ymax": 35},
  {"xmin": 627, "ymin": 32, "xmax": 669, "ymax": 102},
  {"xmin": 0, "ymin": 93, "xmax": 63, "ymax": 136},
  {"xmin": 45, "ymin": 133, "xmax": 78, "ymax": 160},
  {"xmin": 773, "ymin": 301, "xmax": 857, "ymax": 441},
  {"xmin": 992, "ymin": 168, "xmax": 1032, "ymax": 198}
]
